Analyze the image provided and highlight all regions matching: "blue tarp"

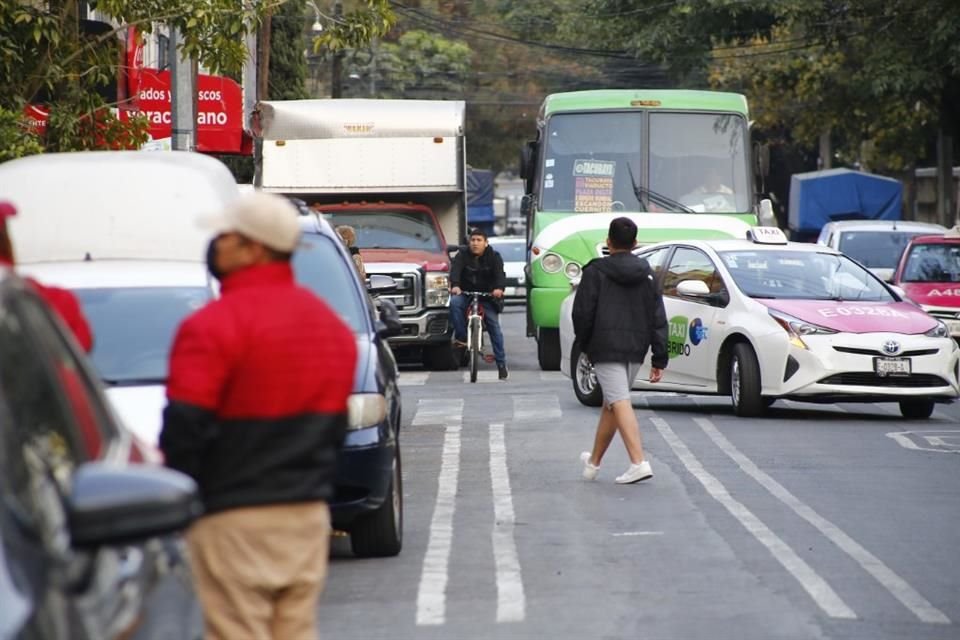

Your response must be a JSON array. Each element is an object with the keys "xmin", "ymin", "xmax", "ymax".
[
  {"xmin": 467, "ymin": 168, "xmax": 495, "ymax": 223},
  {"xmin": 788, "ymin": 168, "xmax": 903, "ymax": 234}
]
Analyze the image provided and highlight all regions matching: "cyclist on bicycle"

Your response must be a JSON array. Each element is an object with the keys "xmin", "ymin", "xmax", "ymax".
[{"xmin": 450, "ymin": 227, "xmax": 509, "ymax": 379}]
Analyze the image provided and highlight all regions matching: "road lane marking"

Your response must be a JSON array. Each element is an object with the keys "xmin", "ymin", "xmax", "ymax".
[
  {"xmin": 612, "ymin": 531, "xmax": 664, "ymax": 537},
  {"xmin": 489, "ymin": 422, "xmax": 526, "ymax": 623},
  {"xmin": 887, "ymin": 429, "xmax": 960, "ymax": 454},
  {"xmin": 539, "ymin": 371, "xmax": 566, "ymax": 382},
  {"xmin": 415, "ymin": 402, "xmax": 463, "ymax": 626},
  {"xmin": 462, "ymin": 370, "xmax": 502, "ymax": 383},
  {"xmin": 399, "ymin": 372, "xmax": 429, "ymax": 386},
  {"xmin": 696, "ymin": 417, "xmax": 951, "ymax": 624},
  {"xmin": 412, "ymin": 398, "xmax": 464, "ymax": 426},
  {"xmin": 512, "ymin": 394, "xmax": 562, "ymax": 421},
  {"xmin": 650, "ymin": 416, "xmax": 857, "ymax": 620}
]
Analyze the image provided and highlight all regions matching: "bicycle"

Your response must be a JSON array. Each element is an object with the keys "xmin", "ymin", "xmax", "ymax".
[{"xmin": 459, "ymin": 291, "xmax": 494, "ymax": 383}]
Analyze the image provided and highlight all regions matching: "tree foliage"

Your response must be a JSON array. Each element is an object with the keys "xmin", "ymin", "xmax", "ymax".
[
  {"xmin": 269, "ymin": 0, "xmax": 310, "ymax": 101},
  {"xmin": 0, "ymin": 0, "xmax": 393, "ymax": 159}
]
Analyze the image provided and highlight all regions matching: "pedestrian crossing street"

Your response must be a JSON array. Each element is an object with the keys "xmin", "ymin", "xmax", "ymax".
[{"xmin": 391, "ymin": 378, "xmax": 956, "ymax": 630}]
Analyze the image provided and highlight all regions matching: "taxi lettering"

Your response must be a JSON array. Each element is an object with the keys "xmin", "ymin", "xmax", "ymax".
[
  {"xmin": 928, "ymin": 289, "xmax": 960, "ymax": 296},
  {"xmin": 817, "ymin": 306, "xmax": 908, "ymax": 318},
  {"xmin": 668, "ymin": 315, "xmax": 691, "ymax": 358}
]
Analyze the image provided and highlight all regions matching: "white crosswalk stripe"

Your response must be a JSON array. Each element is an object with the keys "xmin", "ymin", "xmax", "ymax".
[
  {"xmin": 462, "ymin": 370, "xmax": 502, "ymax": 383},
  {"xmin": 511, "ymin": 394, "xmax": 562, "ymax": 421},
  {"xmin": 412, "ymin": 398, "xmax": 464, "ymax": 426},
  {"xmin": 398, "ymin": 372, "xmax": 430, "ymax": 386}
]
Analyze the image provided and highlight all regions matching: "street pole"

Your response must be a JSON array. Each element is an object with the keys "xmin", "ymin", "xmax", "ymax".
[
  {"xmin": 169, "ymin": 27, "xmax": 196, "ymax": 151},
  {"xmin": 331, "ymin": 0, "xmax": 343, "ymax": 98}
]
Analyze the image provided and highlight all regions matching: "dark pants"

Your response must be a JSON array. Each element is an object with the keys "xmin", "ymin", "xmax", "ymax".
[{"xmin": 449, "ymin": 294, "xmax": 506, "ymax": 366}]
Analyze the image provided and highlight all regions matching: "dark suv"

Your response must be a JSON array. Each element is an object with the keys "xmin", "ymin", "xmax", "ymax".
[
  {"xmin": 293, "ymin": 213, "xmax": 404, "ymax": 557},
  {"xmin": 0, "ymin": 268, "xmax": 202, "ymax": 640}
]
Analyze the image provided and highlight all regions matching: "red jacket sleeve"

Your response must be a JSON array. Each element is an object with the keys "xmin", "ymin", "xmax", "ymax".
[{"xmin": 30, "ymin": 281, "xmax": 94, "ymax": 353}]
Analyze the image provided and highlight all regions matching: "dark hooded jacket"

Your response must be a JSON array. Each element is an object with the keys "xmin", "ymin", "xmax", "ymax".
[
  {"xmin": 450, "ymin": 244, "xmax": 506, "ymax": 305},
  {"xmin": 572, "ymin": 252, "xmax": 668, "ymax": 367}
]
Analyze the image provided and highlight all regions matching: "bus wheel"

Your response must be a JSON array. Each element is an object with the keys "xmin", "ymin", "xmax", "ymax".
[{"xmin": 537, "ymin": 328, "xmax": 561, "ymax": 371}]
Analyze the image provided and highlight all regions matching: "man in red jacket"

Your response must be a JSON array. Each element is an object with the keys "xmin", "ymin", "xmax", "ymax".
[
  {"xmin": 0, "ymin": 200, "xmax": 93, "ymax": 352},
  {"xmin": 160, "ymin": 192, "xmax": 357, "ymax": 640}
]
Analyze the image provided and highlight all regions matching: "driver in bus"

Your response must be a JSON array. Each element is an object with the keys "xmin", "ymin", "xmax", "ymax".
[
  {"xmin": 686, "ymin": 166, "xmax": 733, "ymax": 198},
  {"xmin": 681, "ymin": 166, "xmax": 735, "ymax": 212}
]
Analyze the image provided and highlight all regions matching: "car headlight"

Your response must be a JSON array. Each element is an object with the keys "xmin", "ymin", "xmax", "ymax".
[
  {"xmin": 925, "ymin": 320, "xmax": 950, "ymax": 338},
  {"xmin": 425, "ymin": 272, "xmax": 449, "ymax": 306},
  {"xmin": 347, "ymin": 393, "xmax": 387, "ymax": 430},
  {"xmin": 769, "ymin": 309, "xmax": 836, "ymax": 349},
  {"xmin": 564, "ymin": 262, "xmax": 582, "ymax": 280},
  {"xmin": 541, "ymin": 253, "xmax": 563, "ymax": 273}
]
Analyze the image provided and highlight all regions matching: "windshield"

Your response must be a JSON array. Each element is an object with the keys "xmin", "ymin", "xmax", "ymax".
[
  {"xmin": 292, "ymin": 234, "xmax": 368, "ymax": 332},
  {"xmin": 75, "ymin": 287, "xmax": 211, "ymax": 384},
  {"xmin": 490, "ymin": 241, "xmax": 526, "ymax": 262},
  {"xmin": 321, "ymin": 210, "xmax": 443, "ymax": 251},
  {"xmin": 539, "ymin": 111, "xmax": 749, "ymax": 214},
  {"xmin": 900, "ymin": 242, "xmax": 960, "ymax": 283},
  {"xmin": 650, "ymin": 113, "xmax": 750, "ymax": 213},
  {"xmin": 719, "ymin": 250, "xmax": 895, "ymax": 301},
  {"xmin": 838, "ymin": 231, "xmax": 923, "ymax": 269},
  {"xmin": 540, "ymin": 111, "xmax": 641, "ymax": 213}
]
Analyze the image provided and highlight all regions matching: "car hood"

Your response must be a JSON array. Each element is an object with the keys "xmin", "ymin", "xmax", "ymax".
[
  {"xmin": 105, "ymin": 385, "xmax": 165, "ymax": 458},
  {"xmin": 899, "ymin": 282, "xmax": 960, "ymax": 308},
  {"xmin": 360, "ymin": 248, "xmax": 448, "ymax": 271},
  {"xmin": 503, "ymin": 261, "xmax": 525, "ymax": 279},
  {"xmin": 757, "ymin": 299, "xmax": 937, "ymax": 334}
]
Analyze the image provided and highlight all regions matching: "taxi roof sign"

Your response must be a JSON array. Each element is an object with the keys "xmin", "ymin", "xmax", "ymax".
[{"xmin": 746, "ymin": 226, "xmax": 788, "ymax": 244}]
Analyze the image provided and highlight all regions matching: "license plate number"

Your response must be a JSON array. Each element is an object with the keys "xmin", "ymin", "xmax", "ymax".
[
  {"xmin": 946, "ymin": 320, "xmax": 960, "ymax": 335},
  {"xmin": 874, "ymin": 357, "xmax": 911, "ymax": 377}
]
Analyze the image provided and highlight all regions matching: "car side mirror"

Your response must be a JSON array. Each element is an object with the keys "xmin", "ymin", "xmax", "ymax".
[
  {"xmin": 677, "ymin": 279, "xmax": 711, "ymax": 297},
  {"xmin": 376, "ymin": 299, "xmax": 402, "ymax": 338},
  {"xmin": 69, "ymin": 463, "xmax": 202, "ymax": 548},
  {"xmin": 368, "ymin": 274, "xmax": 397, "ymax": 296}
]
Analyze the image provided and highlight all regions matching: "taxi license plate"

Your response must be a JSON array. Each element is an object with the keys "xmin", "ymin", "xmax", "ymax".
[
  {"xmin": 874, "ymin": 357, "xmax": 911, "ymax": 377},
  {"xmin": 946, "ymin": 319, "xmax": 960, "ymax": 335}
]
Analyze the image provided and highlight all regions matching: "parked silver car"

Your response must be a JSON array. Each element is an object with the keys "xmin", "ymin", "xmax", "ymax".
[{"xmin": 816, "ymin": 220, "xmax": 946, "ymax": 281}]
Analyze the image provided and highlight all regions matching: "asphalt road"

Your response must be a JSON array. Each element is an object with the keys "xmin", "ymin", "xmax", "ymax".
[{"xmin": 319, "ymin": 305, "xmax": 960, "ymax": 640}]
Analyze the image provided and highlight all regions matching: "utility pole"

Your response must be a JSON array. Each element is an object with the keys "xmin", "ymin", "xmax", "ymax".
[
  {"xmin": 331, "ymin": 0, "xmax": 343, "ymax": 98},
  {"xmin": 257, "ymin": 6, "xmax": 274, "ymax": 101},
  {"xmin": 169, "ymin": 27, "xmax": 196, "ymax": 151}
]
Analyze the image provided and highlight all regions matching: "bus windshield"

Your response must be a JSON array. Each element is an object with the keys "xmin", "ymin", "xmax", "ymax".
[{"xmin": 539, "ymin": 111, "xmax": 750, "ymax": 215}]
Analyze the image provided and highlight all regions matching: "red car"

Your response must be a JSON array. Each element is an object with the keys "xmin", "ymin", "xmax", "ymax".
[{"xmin": 891, "ymin": 229, "xmax": 960, "ymax": 341}]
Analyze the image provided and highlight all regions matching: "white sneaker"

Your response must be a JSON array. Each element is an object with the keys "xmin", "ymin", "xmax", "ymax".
[
  {"xmin": 580, "ymin": 451, "xmax": 599, "ymax": 481},
  {"xmin": 615, "ymin": 460, "xmax": 653, "ymax": 484}
]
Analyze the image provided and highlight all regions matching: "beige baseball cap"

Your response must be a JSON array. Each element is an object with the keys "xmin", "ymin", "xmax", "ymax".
[{"xmin": 200, "ymin": 192, "xmax": 301, "ymax": 252}]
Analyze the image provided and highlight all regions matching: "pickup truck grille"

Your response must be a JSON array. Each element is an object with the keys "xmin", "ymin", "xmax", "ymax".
[{"xmin": 372, "ymin": 272, "xmax": 421, "ymax": 313}]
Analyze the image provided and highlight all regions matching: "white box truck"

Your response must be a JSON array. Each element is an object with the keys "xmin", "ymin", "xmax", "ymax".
[{"xmin": 255, "ymin": 99, "xmax": 467, "ymax": 369}]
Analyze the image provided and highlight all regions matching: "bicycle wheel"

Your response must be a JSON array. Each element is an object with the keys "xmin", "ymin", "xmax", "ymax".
[{"xmin": 469, "ymin": 316, "xmax": 481, "ymax": 383}]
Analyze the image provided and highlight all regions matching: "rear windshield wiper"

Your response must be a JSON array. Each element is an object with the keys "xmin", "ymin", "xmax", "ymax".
[
  {"xmin": 103, "ymin": 377, "xmax": 166, "ymax": 387},
  {"xmin": 627, "ymin": 164, "xmax": 695, "ymax": 214}
]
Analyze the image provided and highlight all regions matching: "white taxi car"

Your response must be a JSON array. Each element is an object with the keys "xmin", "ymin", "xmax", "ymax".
[{"xmin": 559, "ymin": 227, "xmax": 960, "ymax": 418}]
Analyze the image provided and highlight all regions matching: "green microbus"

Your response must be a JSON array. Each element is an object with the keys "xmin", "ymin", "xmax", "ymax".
[{"xmin": 519, "ymin": 89, "xmax": 774, "ymax": 370}]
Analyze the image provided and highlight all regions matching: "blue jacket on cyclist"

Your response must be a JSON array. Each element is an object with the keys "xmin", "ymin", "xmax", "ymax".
[{"xmin": 449, "ymin": 227, "xmax": 509, "ymax": 379}]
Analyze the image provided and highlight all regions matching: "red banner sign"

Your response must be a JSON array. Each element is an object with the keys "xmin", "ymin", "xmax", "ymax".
[{"xmin": 119, "ymin": 69, "xmax": 250, "ymax": 155}]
